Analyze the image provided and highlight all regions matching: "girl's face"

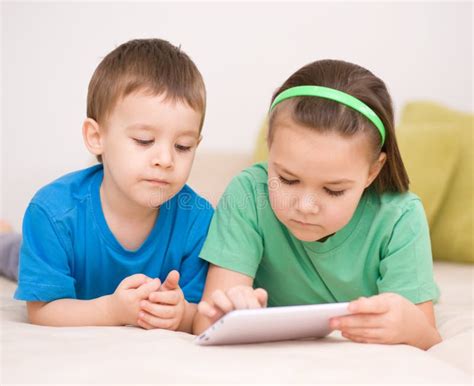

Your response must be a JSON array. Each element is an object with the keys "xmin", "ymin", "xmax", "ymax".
[{"xmin": 268, "ymin": 113, "xmax": 386, "ymax": 242}]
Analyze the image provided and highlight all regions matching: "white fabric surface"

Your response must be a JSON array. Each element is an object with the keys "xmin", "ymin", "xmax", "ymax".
[{"xmin": 1, "ymin": 262, "xmax": 472, "ymax": 384}]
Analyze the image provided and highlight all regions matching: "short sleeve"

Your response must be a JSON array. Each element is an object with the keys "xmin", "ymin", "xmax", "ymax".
[
  {"xmin": 14, "ymin": 203, "xmax": 77, "ymax": 301},
  {"xmin": 199, "ymin": 173, "xmax": 264, "ymax": 278},
  {"xmin": 377, "ymin": 199, "xmax": 439, "ymax": 303},
  {"xmin": 178, "ymin": 206, "xmax": 214, "ymax": 303}
]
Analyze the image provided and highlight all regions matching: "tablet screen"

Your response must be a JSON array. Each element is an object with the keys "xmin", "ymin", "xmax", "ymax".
[{"xmin": 195, "ymin": 302, "xmax": 350, "ymax": 346}]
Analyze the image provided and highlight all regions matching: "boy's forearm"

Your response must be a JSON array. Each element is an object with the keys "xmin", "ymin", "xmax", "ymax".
[
  {"xmin": 27, "ymin": 295, "xmax": 121, "ymax": 327},
  {"xmin": 178, "ymin": 301, "xmax": 198, "ymax": 333}
]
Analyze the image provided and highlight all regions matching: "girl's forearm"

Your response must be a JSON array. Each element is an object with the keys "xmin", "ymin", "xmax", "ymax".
[
  {"xmin": 408, "ymin": 324, "xmax": 442, "ymax": 350},
  {"xmin": 27, "ymin": 295, "xmax": 120, "ymax": 327},
  {"xmin": 192, "ymin": 310, "xmax": 211, "ymax": 335},
  {"xmin": 408, "ymin": 301, "xmax": 442, "ymax": 350}
]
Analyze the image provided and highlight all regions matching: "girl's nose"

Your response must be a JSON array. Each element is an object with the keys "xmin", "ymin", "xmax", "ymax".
[{"xmin": 296, "ymin": 193, "xmax": 320, "ymax": 215}]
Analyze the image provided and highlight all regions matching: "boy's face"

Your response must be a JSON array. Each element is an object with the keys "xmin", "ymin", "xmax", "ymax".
[
  {"xmin": 267, "ymin": 113, "xmax": 385, "ymax": 242},
  {"xmin": 93, "ymin": 91, "xmax": 202, "ymax": 210}
]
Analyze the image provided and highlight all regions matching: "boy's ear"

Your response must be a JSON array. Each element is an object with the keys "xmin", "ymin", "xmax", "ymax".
[
  {"xmin": 365, "ymin": 152, "xmax": 387, "ymax": 188},
  {"xmin": 82, "ymin": 118, "xmax": 104, "ymax": 157}
]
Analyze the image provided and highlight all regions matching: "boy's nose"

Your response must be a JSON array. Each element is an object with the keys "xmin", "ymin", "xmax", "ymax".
[{"xmin": 151, "ymin": 148, "xmax": 174, "ymax": 169}]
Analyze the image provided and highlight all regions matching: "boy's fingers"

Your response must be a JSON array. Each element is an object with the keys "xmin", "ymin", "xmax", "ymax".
[
  {"xmin": 117, "ymin": 274, "xmax": 150, "ymax": 290},
  {"xmin": 137, "ymin": 317, "xmax": 155, "ymax": 330},
  {"xmin": 138, "ymin": 311, "xmax": 175, "ymax": 330},
  {"xmin": 148, "ymin": 289, "xmax": 181, "ymax": 305},
  {"xmin": 254, "ymin": 288, "xmax": 268, "ymax": 308},
  {"xmin": 160, "ymin": 270, "xmax": 180, "ymax": 291},
  {"xmin": 135, "ymin": 278, "xmax": 161, "ymax": 298},
  {"xmin": 140, "ymin": 301, "xmax": 176, "ymax": 319}
]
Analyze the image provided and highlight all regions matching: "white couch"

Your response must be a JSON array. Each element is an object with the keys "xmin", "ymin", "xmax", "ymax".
[{"xmin": 1, "ymin": 152, "xmax": 472, "ymax": 384}]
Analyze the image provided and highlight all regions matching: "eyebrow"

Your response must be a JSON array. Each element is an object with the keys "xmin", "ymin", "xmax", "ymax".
[
  {"xmin": 325, "ymin": 179, "xmax": 355, "ymax": 185},
  {"xmin": 126, "ymin": 123, "xmax": 198, "ymax": 137},
  {"xmin": 274, "ymin": 162, "xmax": 355, "ymax": 184},
  {"xmin": 126, "ymin": 124, "xmax": 154, "ymax": 132},
  {"xmin": 274, "ymin": 162, "xmax": 299, "ymax": 178}
]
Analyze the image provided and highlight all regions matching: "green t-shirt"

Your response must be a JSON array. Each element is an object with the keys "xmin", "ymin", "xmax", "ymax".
[{"xmin": 200, "ymin": 162, "xmax": 439, "ymax": 306}]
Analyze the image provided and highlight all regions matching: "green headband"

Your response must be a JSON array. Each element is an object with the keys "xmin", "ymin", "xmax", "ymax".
[{"xmin": 270, "ymin": 85, "xmax": 386, "ymax": 146}]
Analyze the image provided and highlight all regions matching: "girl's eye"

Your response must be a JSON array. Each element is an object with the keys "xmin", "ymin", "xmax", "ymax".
[
  {"xmin": 279, "ymin": 175, "xmax": 299, "ymax": 185},
  {"xmin": 133, "ymin": 138, "xmax": 154, "ymax": 146},
  {"xmin": 324, "ymin": 187, "xmax": 345, "ymax": 197},
  {"xmin": 175, "ymin": 144, "xmax": 192, "ymax": 152}
]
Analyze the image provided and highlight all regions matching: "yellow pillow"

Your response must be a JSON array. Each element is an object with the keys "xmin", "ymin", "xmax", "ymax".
[
  {"xmin": 399, "ymin": 102, "xmax": 473, "ymax": 263},
  {"xmin": 396, "ymin": 122, "xmax": 459, "ymax": 228},
  {"xmin": 253, "ymin": 118, "xmax": 269, "ymax": 163}
]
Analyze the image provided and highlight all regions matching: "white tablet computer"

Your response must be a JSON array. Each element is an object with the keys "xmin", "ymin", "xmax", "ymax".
[{"xmin": 195, "ymin": 302, "xmax": 350, "ymax": 346}]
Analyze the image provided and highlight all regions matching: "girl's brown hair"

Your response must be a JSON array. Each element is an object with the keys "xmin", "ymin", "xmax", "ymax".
[{"xmin": 268, "ymin": 59, "xmax": 409, "ymax": 193}]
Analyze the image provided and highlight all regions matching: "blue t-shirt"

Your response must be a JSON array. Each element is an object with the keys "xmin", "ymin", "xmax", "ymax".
[{"xmin": 14, "ymin": 164, "xmax": 214, "ymax": 303}]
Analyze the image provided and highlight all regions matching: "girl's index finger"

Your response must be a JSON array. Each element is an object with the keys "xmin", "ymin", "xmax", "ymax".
[
  {"xmin": 197, "ymin": 300, "xmax": 217, "ymax": 318},
  {"xmin": 198, "ymin": 300, "xmax": 224, "ymax": 324},
  {"xmin": 348, "ymin": 295, "xmax": 390, "ymax": 314}
]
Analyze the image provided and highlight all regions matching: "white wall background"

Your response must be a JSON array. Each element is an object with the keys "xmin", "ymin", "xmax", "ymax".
[{"xmin": 1, "ymin": 1, "xmax": 472, "ymax": 230}]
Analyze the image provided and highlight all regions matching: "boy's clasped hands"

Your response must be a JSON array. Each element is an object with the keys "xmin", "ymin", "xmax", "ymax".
[{"xmin": 109, "ymin": 270, "xmax": 186, "ymax": 331}]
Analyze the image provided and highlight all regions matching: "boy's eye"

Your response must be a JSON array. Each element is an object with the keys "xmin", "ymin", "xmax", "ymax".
[
  {"xmin": 175, "ymin": 144, "xmax": 192, "ymax": 152},
  {"xmin": 324, "ymin": 187, "xmax": 345, "ymax": 197},
  {"xmin": 279, "ymin": 175, "xmax": 299, "ymax": 185},
  {"xmin": 133, "ymin": 138, "xmax": 154, "ymax": 146}
]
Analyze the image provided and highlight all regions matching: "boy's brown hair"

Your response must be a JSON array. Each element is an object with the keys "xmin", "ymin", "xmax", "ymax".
[
  {"xmin": 87, "ymin": 38, "xmax": 206, "ymax": 162},
  {"xmin": 268, "ymin": 59, "xmax": 409, "ymax": 193}
]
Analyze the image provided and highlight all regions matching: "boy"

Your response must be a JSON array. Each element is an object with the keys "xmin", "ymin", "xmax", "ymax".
[{"xmin": 14, "ymin": 38, "xmax": 213, "ymax": 333}]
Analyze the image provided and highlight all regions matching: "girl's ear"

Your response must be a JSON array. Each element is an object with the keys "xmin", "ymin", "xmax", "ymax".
[
  {"xmin": 365, "ymin": 152, "xmax": 387, "ymax": 188},
  {"xmin": 82, "ymin": 118, "xmax": 104, "ymax": 157}
]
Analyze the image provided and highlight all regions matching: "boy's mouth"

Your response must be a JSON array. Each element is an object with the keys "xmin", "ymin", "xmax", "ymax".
[{"xmin": 145, "ymin": 178, "xmax": 171, "ymax": 187}]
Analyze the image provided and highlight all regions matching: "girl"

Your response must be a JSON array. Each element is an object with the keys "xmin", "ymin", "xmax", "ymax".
[{"xmin": 193, "ymin": 59, "xmax": 442, "ymax": 350}]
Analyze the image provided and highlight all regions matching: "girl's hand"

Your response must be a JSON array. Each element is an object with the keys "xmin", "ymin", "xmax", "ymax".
[
  {"xmin": 137, "ymin": 270, "xmax": 186, "ymax": 331},
  {"xmin": 329, "ymin": 293, "xmax": 441, "ymax": 349},
  {"xmin": 197, "ymin": 285, "xmax": 268, "ymax": 325}
]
